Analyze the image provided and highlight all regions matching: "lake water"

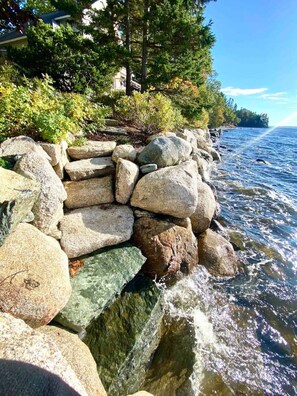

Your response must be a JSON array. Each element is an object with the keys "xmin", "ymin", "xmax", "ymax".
[{"xmin": 144, "ymin": 127, "xmax": 297, "ymax": 395}]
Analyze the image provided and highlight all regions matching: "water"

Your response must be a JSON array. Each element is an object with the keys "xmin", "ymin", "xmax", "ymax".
[{"xmin": 144, "ymin": 127, "xmax": 297, "ymax": 395}]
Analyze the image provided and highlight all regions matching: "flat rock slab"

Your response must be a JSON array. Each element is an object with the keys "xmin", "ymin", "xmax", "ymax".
[
  {"xmin": 67, "ymin": 141, "xmax": 116, "ymax": 160},
  {"xmin": 64, "ymin": 177, "xmax": 114, "ymax": 209},
  {"xmin": 98, "ymin": 127, "xmax": 128, "ymax": 136},
  {"xmin": 0, "ymin": 223, "xmax": 71, "ymax": 328},
  {"xmin": 65, "ymin": 157, "xmax": 115, "ymax": 181},
  {"xmin": 0, "ymin": 168, "xmax": 40, "ymax": 246},
  {"xmin": 56, "ymin": 244, "xmax": 146, "ymax": 332},
  {"xmin": 83, "ymin": 275, "xmax": 163, "ymax": 396},
  {"xmin": 60, "ymin": 204, "xmax": 134, "ymax": 258}
]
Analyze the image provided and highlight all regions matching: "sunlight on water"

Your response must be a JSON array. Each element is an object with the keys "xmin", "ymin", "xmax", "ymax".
[{"xmin": 230, "ymin": 111, "xmax": 297, "ymax": 157}]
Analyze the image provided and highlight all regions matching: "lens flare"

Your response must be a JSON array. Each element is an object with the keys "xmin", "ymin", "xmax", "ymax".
[{"xmin": 230, "ymin": 110, "xmax": 297, "ymax": 157}]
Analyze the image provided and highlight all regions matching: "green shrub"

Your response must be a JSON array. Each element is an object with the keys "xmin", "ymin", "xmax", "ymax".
[
  {"xmin": 0, "ymin": 66, "xmax": 110, "ymax": 144},
  {"xmin": 115, "ymin": 92, "xmax": 185, "ymax": 134}
]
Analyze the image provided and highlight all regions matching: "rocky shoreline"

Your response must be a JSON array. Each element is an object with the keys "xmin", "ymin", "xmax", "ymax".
[{"xmin": 0, "ymin": 127, "xmax": 239, "ymax": 395}]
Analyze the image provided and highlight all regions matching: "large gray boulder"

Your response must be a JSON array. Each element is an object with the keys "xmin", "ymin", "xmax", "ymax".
[
  {"xmin": 0, "ymin": 168, "xmax": 40, "ymax": 246},
  {"xmin": 64, "ymin": 176, "xmax": 114, "ymax": 209},
  {"xmin": 0, "ymin": 223, "xmax": 71, "ymax": 328},
  {"xmin": 133, "ymin": 217, "xmax": 198, "ymax": 280},
  {"xmin": 39, "ymin": 326, "xmax": 107, "ymax": 396},
  {"xmin": 116, "ymin": 159, "xmax": 139, "ymax": 204},
  {"xmin": 60, "ymin": 204, "xmax": 134, "ymax": 258},
  {"xmin": 176, "ymin": 129, "xmax": 198, "ymax": 151},
  {"xmin": 190, "ymin": 181, "xmax": 217, "ymax": 234},
  {"xmin": 198, "ymin": 229, "xmax": 239, "ymax": 277},
  {"xmin": 0, "ymin": 313, "xmax": 88, "ymax": 396},
  {"xmin": 67, "ymin": 141, "xmax": 116, "ymax": 160},
  {"xmin": 0, "ymin": 136, "xmax": 50, "ymax": 161},
  {"xmin": 56, "ymin": 244, "xmax": 146, "ymax": 332},
  {"xmin": 65, "ymin": 157, "xmax": 115, "ymax": 181},
  {"xmin": 137, "ymin": 136, "xmax": 192, "ymax": 168},
  {"xmin": 83, "ymin": 275, "xmax": 163, "ymax": 396},
  {"xmin": 131, "ymin": 160, "xmax": 198, "ymax": 218},
  {"xmin": 14, "ymin": 152, "xmax": 67, "ymax": 238}
]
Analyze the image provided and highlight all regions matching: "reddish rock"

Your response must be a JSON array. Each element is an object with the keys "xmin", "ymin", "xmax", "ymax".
[
  {"xmin": 198, "ymin": 229, "xmax": 239, "ymax": 277},
  {"xmin": 133, "ymin": 217, "xmax": 198, "ymax": 280}
]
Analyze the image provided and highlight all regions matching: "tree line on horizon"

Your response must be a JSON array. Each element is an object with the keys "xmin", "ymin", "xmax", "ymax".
[{"xmin": 1, "ymin": 0, "xmax": 269, "ymax": 129}]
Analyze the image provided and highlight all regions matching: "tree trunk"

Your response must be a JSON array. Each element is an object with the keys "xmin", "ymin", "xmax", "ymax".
[
  {"xmin": 141, "ymin": 0, "xmax": 149, "ymax": 93},
  {"xmin": 125, "ymin": 0, "xmax": 132, "ymax": 95}
]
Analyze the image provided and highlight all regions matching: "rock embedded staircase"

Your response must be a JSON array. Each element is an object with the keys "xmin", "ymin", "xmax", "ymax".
[{"xmin": 0, "ymin": 129, "xmax": 239, "ymax": 396}]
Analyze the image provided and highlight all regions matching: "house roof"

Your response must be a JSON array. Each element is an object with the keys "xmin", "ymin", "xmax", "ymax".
[{"xmin": 0, "ymin": 10, "xmax": 70, "ymax": 44}]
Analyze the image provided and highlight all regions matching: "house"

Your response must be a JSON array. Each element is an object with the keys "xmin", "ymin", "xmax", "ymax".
[{"xmin": 0, "ymin": 1, "xmax": 139, "ymax": 91}]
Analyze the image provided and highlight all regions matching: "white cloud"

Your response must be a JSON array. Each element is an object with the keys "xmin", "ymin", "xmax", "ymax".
[
  {"xmin": 221, "ymin": 87, "xmax": 268, "ymax": 96},
  {"xmin": 261, "ymin": 92, "xmax": 288, "ymax": 101}
]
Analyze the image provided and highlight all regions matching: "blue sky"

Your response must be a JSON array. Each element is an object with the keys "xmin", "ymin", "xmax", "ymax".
[{"xmin": 204, "ymin": 0, "xmax": 297, "ymax": 126}]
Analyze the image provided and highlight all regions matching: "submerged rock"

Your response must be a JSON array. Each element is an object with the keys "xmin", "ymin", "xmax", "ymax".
[
  {"xmin": 60, "ymin": 204, "xmax": 134, "ymax": 258},
  {"xmin": 65, "ymin": 157, "xmax": 115, "ymax": 181},
  {"xmin": 131, "ymin": 160, "xmax": 198, "ymax": 218},
  {"xmin": 133, "ymin": 217, "xmax": 198, "ymax": 280},
  {"xmin": 83, "ymin": 275, "xmax": 164, "ymax": 396},
  {"xmin": 137, "ymin": 136, "xmax": 192, "ymax": 168},
  {"xmin": 0, "ymin": 223, "xmax": 71, "ymax": 328},
  {"xmin": 0, "ymin": 313, "xmax": 88, "ymax": 395},
  {"xmin": 64, "ymin": 176, "xmax": 114, "ymax": 209},
  {"xmin": 190, "ymin": 181, "xmax": 217, "ymax": 234},
  {"xmin": 56, "ymin": 244, "xmax": 146, "ymax": 332},
  {"xmin": 67, "ymin": 141, "xmax": 116, "ymax": 160},
  {"xmin": 14, "ymin": 152, "xmax": 67, "ymax": 238},
  {"xmin": 198, "ymin": 229, "xmax": 239, "ymax": 277},
  {"xmin": 0, "ymin": 168, "xmax": 40, "ymax": 246}
]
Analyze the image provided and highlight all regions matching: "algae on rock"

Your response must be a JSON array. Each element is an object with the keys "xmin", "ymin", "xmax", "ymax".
[
  {"xmin": 55, "ymin": 244, "xmax": 146, "ymax": 332},
  {"xmin": 83, "ymin": 275, "xmax": 164, "ymax": 396}
]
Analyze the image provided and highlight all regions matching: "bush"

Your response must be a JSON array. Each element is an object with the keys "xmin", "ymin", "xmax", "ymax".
[
  {"xmin": 115, "ymin": 92, "xmax": 185, "ymax": 134},
  {"xmin": 0, "ymin": 67, "xmax": 110, "ymax": 144}
]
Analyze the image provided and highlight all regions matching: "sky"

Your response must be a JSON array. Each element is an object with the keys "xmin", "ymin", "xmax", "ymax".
[{"xmin": 204, "ymin": 0, "xmax": 297, "ymax": 126}]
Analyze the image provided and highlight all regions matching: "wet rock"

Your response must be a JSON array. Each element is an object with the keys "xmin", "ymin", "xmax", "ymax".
[
  {"xmin": 116, "ymin": 159, "xmax": 139, "ymax": 204},
  {"xmin": 39, "ymin": 326, "xmax": 107, "ymax": 396},
  {"xmin": 133, "ymin": 217, "xmax": 198, "ymax": 280},
  {"xmin": 190, "ymin": 181, "xmax": 217, "ymax": 234},
  {"xmin": 131, "ymin": 160, "xmax": 198, "ymax": 218},
  {"xmin": 60, "ymin": 204, "xmax": 134, "ymax": 258},
  {"xmin": 64, "ymin": 176, "xmax": 114, "ymax": 209},
  {"xmin": 14, "ymin": 152, "xmax": 66, "ymax": 238},
  {"xmin": 83, "ymin": 275, "xmax": 163, "ymax": 396},
  {"xmin": 0, "ymin": 313, "xmax": 88, "ymax": 395},
  {"xmin": 56, "ymin": 244, "xmax": 146, "ymax": 332},
  {"xmin": 0, "ymin": 168, "xmax": 40, "ymax": 246},
  {"xmin": 210, "ymin": 148, "xmax": 221, "ymax": 162},
  {"xmin": 140, "ymin": 164, "xmax": 158, "ymax": 174},
  {"xmin": 137, "ymin": 136, "xmax": 192, "ymax": 168},
  {"xmin": 112, "ymin": 144, "xmax": 137, "ymax": 163},
  {"xmin": 39, "ymin": 142, "xmax": 62, "ymax": 166},
  {"xmin": 65, "ymin": 157, "xmax": 115, "ymax": 181},
  {"xmin": 0, "ymin": 136, "xmax": 50, "ymax": 161},
  {"xmin": 0, "ymin": 223, "xmax": 71, "ymax": 328},
  {"xmin": 67, "ymin": 141, "xmax": 116, "ymax": 160},
  {"xmin": 198, "ymin": 229, "xmax": 239, "ymax": 277}
]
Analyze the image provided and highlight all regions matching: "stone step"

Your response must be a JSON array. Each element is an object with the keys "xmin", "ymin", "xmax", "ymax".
[{"xmin": 65, "ymin": 157, "xmax": 115, "ymax": 181}]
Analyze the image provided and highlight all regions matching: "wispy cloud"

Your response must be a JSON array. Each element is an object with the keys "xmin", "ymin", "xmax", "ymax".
[
  {"xmin": 261, "ymin": 92, "xmax": 288, "ymax": 101},
  {"xmin": 221, "ymin": 87, "xmax": 268, "ymax": 96}
]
